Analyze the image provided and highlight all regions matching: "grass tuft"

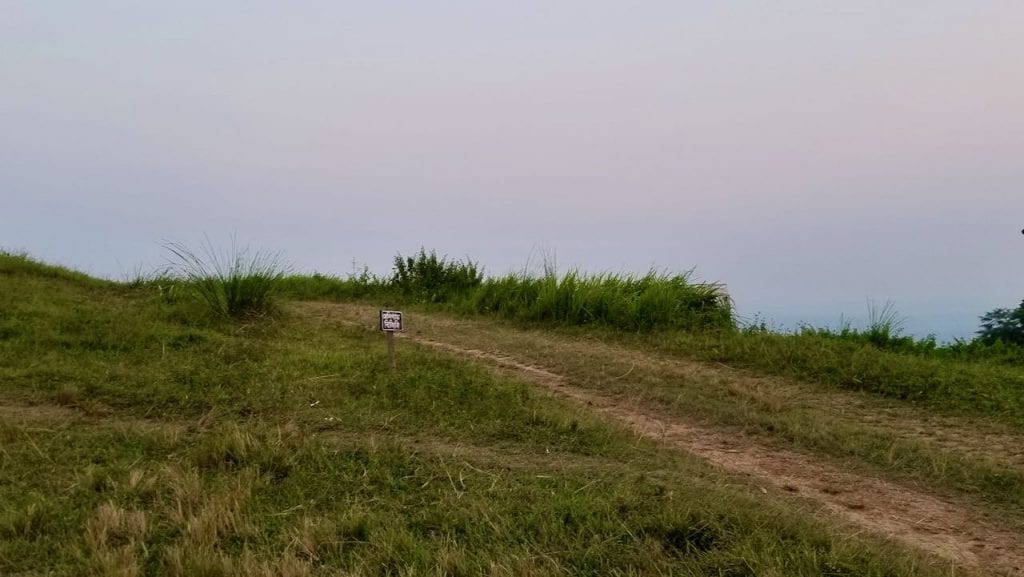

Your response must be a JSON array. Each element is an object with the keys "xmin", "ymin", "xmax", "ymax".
[{"xmin": 163, "ymin": 240, "xmax": 289, "ymax": 319}]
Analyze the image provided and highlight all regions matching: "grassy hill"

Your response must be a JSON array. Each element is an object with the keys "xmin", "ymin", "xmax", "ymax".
[{"xmin": 0, "ymin": 251, "xmax": 1009, "ymax": 575}]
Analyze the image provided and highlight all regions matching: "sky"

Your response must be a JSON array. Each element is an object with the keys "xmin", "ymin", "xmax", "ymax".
[{"xmin": 3, "ymin": 1, "xmax": 1022, "ymax": 341}]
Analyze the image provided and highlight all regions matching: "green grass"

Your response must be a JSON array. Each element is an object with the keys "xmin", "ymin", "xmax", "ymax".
[
  {"xmin": 277, "ymin": 252, "xmax": 1024, "ymax": 430},
  {"xmin": 0, "ymin": 252, "xmax": 953, "ymax": 576},
  {"xmin": 0, "ymin": 250, "xmax": 111, "ymax": 288},
  {"xmin": 279, "ymin": 250, "xmax": 734, "ymax": 332},
  {"xmin": 652, "ymin": 327, "xmax": 1024, "ymax": 427},
  {"xmin": 278, "ymin": 271, "xmax": 387, "ymax": 302},
  {"xmin": 331, "ymin": 302, "xmax": 1024, "ymax": 530},
  {"xmin": 465, "ymin": 269, "xmax": 731, "ymax": 331}
]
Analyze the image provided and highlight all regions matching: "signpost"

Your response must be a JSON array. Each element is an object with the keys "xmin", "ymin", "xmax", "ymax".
[{"xmin": 379, "ymin": 310, "xmax": 403, "ymax": 371}]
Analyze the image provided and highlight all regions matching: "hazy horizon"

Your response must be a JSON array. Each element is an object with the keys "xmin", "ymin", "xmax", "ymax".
[{"xmin": 4, "ymin": 2, "xmax": 1022, "ymax": 342}]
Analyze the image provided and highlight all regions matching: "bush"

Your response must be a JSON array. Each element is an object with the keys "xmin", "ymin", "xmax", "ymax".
[{"xmin": 390, "ymin": 248, "xmax": 483, "ymax": 303}]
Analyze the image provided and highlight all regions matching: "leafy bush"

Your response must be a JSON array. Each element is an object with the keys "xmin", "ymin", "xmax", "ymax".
[
  {"xmin": 390, "ymin": 248, "xmax": 483, "ymax": 303},
  {"xmin": 164, "ymin": 241, "xmax": 289, "ymax": 319}
]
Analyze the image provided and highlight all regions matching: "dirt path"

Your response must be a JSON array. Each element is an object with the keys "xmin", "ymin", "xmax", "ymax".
[{"xmin": 298, "ymin": 302, "xmax": 1024, "ymax": 576}]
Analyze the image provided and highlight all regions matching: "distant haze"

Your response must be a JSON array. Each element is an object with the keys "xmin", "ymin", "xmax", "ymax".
[{"xmin": 3, "ymin": 2, "xmax": 1022, "ymax": 341}]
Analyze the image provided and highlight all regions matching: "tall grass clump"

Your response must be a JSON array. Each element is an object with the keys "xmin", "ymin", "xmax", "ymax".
[
  {"xmin": 164, "ymin": 241, "xmax": 289, "ymax": 319},
  {"xmin": 470, "ymin": 269, "xmax": 732, "ymax": 331},
  {"xmin": 391, "ymin": 248, "xmax": 483, "ymax": 303}
]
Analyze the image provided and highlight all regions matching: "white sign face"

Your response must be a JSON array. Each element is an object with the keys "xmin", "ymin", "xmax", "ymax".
[{"xmin": 379, "ymin": 310, "xmax": 403, "ymax": 332}]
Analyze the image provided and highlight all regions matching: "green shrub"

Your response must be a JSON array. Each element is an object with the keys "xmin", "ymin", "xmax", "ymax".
[{"xmin": 391, "ymin": 248, "xmax": 483, "ymax": 303}]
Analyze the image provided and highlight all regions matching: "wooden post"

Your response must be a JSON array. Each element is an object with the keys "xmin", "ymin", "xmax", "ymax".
[
  {"xmin": 379, "ymin": 310, "xmax": 403, "ymax": 372},
  {"xmin": 386, "ymin": 330, "xmax": 396, "ymax": 371}
]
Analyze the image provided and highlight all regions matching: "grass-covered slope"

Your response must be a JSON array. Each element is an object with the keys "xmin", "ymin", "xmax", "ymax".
[
  {"xmin": 0, "ymin": 252, "xmax": 951, "ymax": 576},
  {"xmin": 652, "ymin": 327, "xmax": 1024, "ymax": 428},
  {"xmin": 277, "ymin": 248, "xmax": 1024, "ymax": 430}
]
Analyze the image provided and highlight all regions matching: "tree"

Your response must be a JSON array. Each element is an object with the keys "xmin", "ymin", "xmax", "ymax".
[{"xmin": 976, "ymin": 300, "xmax": 1024, "ymax": 345}]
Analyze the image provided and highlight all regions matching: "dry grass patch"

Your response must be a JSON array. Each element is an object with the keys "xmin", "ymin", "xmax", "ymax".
[{"xmin": 85, "ymin": 502, "xmax": 148, "ymax": 577}]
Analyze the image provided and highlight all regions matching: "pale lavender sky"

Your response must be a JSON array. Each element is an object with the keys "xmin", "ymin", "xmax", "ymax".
[{"xmin": 3, "ymin": 2, "xmax": 1022, "ymax": 340}]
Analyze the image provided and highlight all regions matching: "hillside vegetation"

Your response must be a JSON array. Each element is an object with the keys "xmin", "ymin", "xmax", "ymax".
[
  {"xmin": 0, "ymin": 250, "xmax": 966, "ymax": 576},
  {"xmin": 280, "ymin": 248, "xmax": 734, "ymax": 332},
  {"xmin": 279, "ymin": 249, "xmax": 1024, "ymax": 428}
]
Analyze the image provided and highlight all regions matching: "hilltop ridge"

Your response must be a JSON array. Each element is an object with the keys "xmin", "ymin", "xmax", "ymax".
[{"xmin": 2, "ymin": 252, "xmax": 1023, "ymax": 575}]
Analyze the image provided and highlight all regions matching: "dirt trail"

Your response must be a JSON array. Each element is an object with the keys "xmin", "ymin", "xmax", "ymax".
[{"xmin": 299, "ymin": 302, "xmax": 1024, "ymax": 576}]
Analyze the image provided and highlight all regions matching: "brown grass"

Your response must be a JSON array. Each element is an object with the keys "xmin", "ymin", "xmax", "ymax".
[{"xmin": 85, "ymin": 502, "xmax": 148, "ymax": 577}]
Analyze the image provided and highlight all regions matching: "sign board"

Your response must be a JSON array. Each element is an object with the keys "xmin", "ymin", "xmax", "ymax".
[{"xmin": 379, "ymin": 310, "xmax": 403, "ymax": 332}]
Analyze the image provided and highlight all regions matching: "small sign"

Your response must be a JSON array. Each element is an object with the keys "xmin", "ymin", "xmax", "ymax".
[{"xmin": 380, "ymin": 310, "xmax": 403, "ymax": 332}]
